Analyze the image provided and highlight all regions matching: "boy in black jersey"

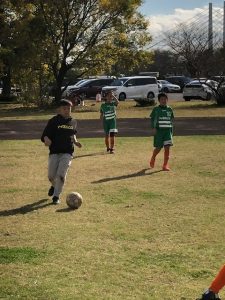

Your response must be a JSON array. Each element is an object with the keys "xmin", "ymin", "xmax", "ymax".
[{"xmin": 41, "ymin": 99, "xmax": 82, "ymax": 204}]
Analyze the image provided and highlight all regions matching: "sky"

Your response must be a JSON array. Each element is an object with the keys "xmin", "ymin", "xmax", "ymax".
[{"xmin": 139, "ymin": 0, "xmax": 224, "ymax": 42}]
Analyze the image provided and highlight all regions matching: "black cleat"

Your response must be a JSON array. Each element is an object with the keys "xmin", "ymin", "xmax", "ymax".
[
  {"xmin": 52, "ymin": 196, "xmax": 60, "ymax": 205},
  {"xmin": 197, "ymin": 290, "xmax": 221, "ymax": 300},
  {"xmin": 48, "ymin": 186, "xmax": 54, "ymax": 197}
]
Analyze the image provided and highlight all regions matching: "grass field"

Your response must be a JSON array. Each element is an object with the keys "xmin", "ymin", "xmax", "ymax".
[
  {"xmin": 1, "ymin": 137, "xmax": 225, "ymax": 300},
  {"xmin": 1, "ymin": 99, "xmax": 225, "ymax": 120}
]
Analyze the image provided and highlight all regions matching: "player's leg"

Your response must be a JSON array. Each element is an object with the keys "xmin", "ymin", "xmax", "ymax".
[
  {"xmin": 209, "ymin": 264, "xmax": 225, "ymax": 294},
  {"xmin": 52, "ymin": 154, "xmax": 73, "ymax": 204},
  {"xmin": 109, "ymin": 119, "xmax": 118, "ymax": 154},
  {"xmin": 162, "ymin": 130, "xmax": 173, "ymax": 171},
  {"xmin": 105, "ymin": 135, "xmax": 110, "ymax": 152},
  {"xmin": 150, "ymin": 131, "xmax": 163, "ymax": 168},
  {"xmin": 162, "ymin": 145, "xmax": 170, "ymax": 171},
  {"xmin": 48, "ymin": 154, "xmax": 59, "ymax": 197},
  {"xmin": 103, "ymin": 121, "xmax": 110, "ymax": 152},
  {"xmin": 109, "ymin": 132, "xmax": 115, "ymax": 153}
]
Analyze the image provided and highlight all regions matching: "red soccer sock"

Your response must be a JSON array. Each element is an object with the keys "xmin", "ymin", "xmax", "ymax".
[
  {"xmin": 110, "ymin": 136, "xmax": 115, "ymax": 150},
  {"xmin": 163, "ymin": 147, "xmax": 170, "ymax": 166},
  {"xmin": 210, "ymin": 264, "xmax": 225, "ymax": 294},
  {"xmin": 105, "ymin": 136, "xmax": 110, "ymax": 149}
]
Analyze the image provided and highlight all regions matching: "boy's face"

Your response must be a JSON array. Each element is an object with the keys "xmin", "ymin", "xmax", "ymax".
[
  {"xmin": 159, "ymin": 96, "xmax": 168, "ymax": 106},
  {"xmin": 58, "ymin": 105, "xmax": 72, "ymax": 118},
  {"xmin": 106, "ymin": 91, "xmax": 113, "ymax": 102}
]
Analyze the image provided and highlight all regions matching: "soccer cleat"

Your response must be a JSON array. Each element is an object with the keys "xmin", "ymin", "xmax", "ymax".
[
  {"xmin": 197, "ymin": 290, "xmax": 221, "ymax": 300},
  {"xmin": 149, "ymin": 158, "xmax": 155, "ymax": 168},
  {"xmin": 109, "ymin": 148, "xmax": 114, "ymax": 154},
  {"xmin": 52, "ymin": 196, "xmax": 60, "ymax": 205},
  {"xmin": 107, "ymin": 148, "xmax": 110, "ymax": 152},
  {"xmin": 162, "ymin": 165, "xmax": 170, "ymax": 171},
  {"xmin": 48, "ymin": 186, "xmax": 54, "ymax": 197}
]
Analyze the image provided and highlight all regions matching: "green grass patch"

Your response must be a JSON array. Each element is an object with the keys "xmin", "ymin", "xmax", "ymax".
[
  {"xmin": 1, "ymin": 137, "xmax": 225, "ymax": 299},
  {"xmin": 1, "ymin": 99, "xmax": 225, "ymax": 120},
  {"xmin": 0, "ymin": 247, "xmax": 45, "ymax": 264}
]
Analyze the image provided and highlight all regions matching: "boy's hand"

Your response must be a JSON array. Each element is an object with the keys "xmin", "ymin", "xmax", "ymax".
[
  {"xmin": 44, "ymin": 136, "xmax": 52, "ymax": 146},
  {"xmin": 74, "ymin": 141, "xmax": 82, "ymax": 148}
]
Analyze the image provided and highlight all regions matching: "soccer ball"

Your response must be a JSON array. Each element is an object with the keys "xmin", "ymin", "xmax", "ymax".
[{"xmin": 66, "ymin": 192, "xmax": 83, "ymax": 209}]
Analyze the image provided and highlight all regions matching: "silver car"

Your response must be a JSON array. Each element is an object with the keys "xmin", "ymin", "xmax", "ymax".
[{"xmin": 158, "ymin": 80, "xmax": 181, "ymax": 93}]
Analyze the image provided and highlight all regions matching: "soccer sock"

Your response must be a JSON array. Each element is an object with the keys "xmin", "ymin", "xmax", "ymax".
[
  {"xmin": 151, "ymin": 148, "xmax": 161, "ymax": 160},
  {"xmin": 105, "ymin": 136, "xmax": 110, "ymax": 149},
  {"xmin": 163, "ymin": 147, "xmax": 170, "ymax": 166},
  {"xmin": 209, "ymin": 264, "xmax": 225, "ymax": 294},
  {"xmin": 110, "ymin": 136, "xmax": 115, "ymax": 149}
]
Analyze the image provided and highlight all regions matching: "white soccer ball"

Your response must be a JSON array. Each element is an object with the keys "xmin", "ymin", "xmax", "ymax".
[{"xmin": 66, "ymin": 192, "xmax": 83, "ymax": 209}]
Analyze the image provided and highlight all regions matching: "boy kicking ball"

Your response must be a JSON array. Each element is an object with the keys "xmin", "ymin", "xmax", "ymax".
[
  {"xmin": 41, "ymin": 99, "xmax": 82, "ymax": 204},
  {"xmin": 149, "ymin": 92, "xmax": 174, "ymax": 171}
]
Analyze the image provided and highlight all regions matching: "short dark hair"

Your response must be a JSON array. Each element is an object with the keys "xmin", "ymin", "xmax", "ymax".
[
  {"xmin": 58, "ymin": 99, "xmax": 73, "ymax": 107},
  {"xmin": 158, "ymin": 92, "xmax": 168, "ymax": 101}
]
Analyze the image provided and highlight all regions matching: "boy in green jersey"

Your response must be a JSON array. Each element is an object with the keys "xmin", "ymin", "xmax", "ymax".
[
  {"xmin": 149, "ymin": 93, "xmax": 174, "ymax": 171},
  {"xmin": 100, "ymin": 90, "xmax": 119, "ymax": 154}
]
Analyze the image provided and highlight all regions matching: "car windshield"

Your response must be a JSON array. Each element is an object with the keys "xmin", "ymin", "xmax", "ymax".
[
  {"xmin": 77, "ymin": 79, "xmax": 94, "ymax": 87},
  {"xmin": 159, "ymin": 80, "xmax": 170, "ymax": 84},
  {"xmin": 110, "ymin": 78, "xmax": 128, "ymax": 86},
  {"xmin": 75, "ymin": 79, "xmax": 88, "ymax": 86}
]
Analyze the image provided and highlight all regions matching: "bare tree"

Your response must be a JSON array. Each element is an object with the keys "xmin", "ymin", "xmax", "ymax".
[{"xmin": 166, "ymin": 23, "xmax": 223, "ymax": 78}]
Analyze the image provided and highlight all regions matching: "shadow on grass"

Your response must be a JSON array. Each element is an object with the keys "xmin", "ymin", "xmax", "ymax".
[
  {"xmin": 92, "ymin": 168, "xmax": 163, "ymax": 184},
  {"xmin": 75, "ymin": 151, "xmax": 106, "ymax": 159},
  {"xmin": 0, "ymin": 198, "xmax": 52, "ymax": 216},
  {"xmin": 56, "ymin": 207, "xmax": 79, "ymax": 213}
]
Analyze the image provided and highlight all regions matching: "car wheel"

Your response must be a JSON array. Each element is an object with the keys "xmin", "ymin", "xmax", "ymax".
[
  {"xmin": 184, "ymin": 97, "xmax": 191, "ymax": 101},
  {"xmin": 162, "ymin": 87, "xmax": 169, "ymax": 93},
  {"xmin": 119, "ymin": 93, "xmax": 126, "ymax": 101},
  {"xmin": 147, "ymin": 92, "xmax": 154, "ymax": 99}
]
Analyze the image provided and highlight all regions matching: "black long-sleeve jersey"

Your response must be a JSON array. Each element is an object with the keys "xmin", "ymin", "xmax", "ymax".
[{"xmin": 41, "ymin": 114, "xmax": 77, "ymax": 155}]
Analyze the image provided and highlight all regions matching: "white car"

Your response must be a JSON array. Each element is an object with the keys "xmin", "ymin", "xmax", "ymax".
[
  {"xmin": 102, "ymin": 76, "xmax": 159, "ymax": 101},
  {"xmin": 183, "ymin": 80, "xmax": 216, "ymax": 101},
  {"xmin": 157, "ymin": 80, "xmax": 181, "ymax": 93}
]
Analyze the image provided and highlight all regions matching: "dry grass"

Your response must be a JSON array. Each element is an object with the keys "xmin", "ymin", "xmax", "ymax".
[
  {"xmin": 1, "ymin": 98, "xmax": 225, "ymax": 120},
  {"xmin": 1, "ymin": 137, "xmax": 225, "ymax": 299}
]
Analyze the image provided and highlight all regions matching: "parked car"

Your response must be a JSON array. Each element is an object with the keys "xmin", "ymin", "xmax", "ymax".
[
  {"xmin": 183, "ymin": 80, "xmax": 216, "ymax": 101},
  {"xmin": 157, "ymin": 80, "xmax": 181, "ymax": 93},
  {"xmin": 165, "ymin": 76, "xmax": 192, "ymax": 91},
  {"xmin": 102, "ymin": 76, "xmax": 159, "ymax": 101},
  {"xmin": 65, "ymin": 78, "xmax": 114, "ymax": 99}
]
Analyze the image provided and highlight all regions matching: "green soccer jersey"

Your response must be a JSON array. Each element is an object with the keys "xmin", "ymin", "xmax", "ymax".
[
  {"xmin": 100, "ymin": 102, "xmax": 117, "ymax": 121},
  {"xmin": 150, "ymin": 105, "xmax": 174, "ymax": 129}
]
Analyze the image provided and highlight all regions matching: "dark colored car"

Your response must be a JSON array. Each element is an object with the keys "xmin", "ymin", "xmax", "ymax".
[
  {"xmin": 67, "ymin": 78, "xmax": 115, "ymax": 99},
  {"xmin": 165, "ymin": 76, "xmax": 192, "ymax": 91}
]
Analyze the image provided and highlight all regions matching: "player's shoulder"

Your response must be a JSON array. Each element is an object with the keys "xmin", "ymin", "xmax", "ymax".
[{"xmin": 167, "ymin": 105, "xmax": 173, "ymax": 111}]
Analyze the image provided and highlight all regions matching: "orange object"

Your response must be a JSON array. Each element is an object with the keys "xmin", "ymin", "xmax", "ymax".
[{"xmin": 210, "ymin": 264, "xmax": 225, "ymax": 293}]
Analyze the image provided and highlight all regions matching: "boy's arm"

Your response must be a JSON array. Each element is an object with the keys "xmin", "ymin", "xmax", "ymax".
[
  {"xmin": 100, "ymin": 104, "xmax": 104, "ymax": 119},
  {"xmin": 150, "ymin": 108, "xmax": 157, "ymax": 129},
  {"xmin": 112, "ymin": 94, "xmax": 119, "ymax": 106},
  {"xmin": 72, "ymin": 135, "xmax": 82, "ymax": 148},
  {"xmin": 41, "ymin": 119, "xmax": 54, "ymax": 146}
]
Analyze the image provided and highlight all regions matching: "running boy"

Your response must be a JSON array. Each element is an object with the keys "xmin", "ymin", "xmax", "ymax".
[
  {"xmin": 100, "ymin": 90, "xmax": 119, "ymax": 154},
  {"xmin": 41, "ymin": 99, "xmax": 82, "ymax": 204},
  {"xmin": 197, "ymin": 264, "xmax": 225, "ymax": 300},
  {"xmin": 149, "ymin": 92, "xmax": 174, "ymax": 171}
]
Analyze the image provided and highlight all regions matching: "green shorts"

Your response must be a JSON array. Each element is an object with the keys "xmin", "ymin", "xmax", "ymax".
[
  {"xmin": 103, "ymin": 119, "xmax": 118, "ymax": 135},
  {"xmin": 154, "ymin": 129, "xmax": 173, "ymax": 148}
]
